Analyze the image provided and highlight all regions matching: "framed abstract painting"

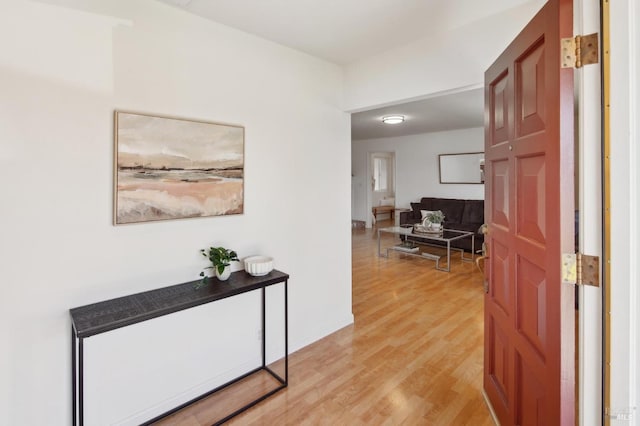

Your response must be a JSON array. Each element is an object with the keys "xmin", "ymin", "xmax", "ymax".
[{"xmin": 114, "ymin": 111, "xmax": 244, "ymax": 224}]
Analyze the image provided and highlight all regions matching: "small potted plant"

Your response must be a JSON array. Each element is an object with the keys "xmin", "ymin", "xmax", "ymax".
[
  {"xmin": 200, "ymin": 246, "xmax": 239, "ymax": 282},
  {"xmin": 424, "ymin": 210, "xmax": 445, "ymax": 231}
]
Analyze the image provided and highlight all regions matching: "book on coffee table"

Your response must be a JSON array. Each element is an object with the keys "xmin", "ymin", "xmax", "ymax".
[{"xmin": 391, "ymin": 244, "xmax": 419, "ymax": 253}]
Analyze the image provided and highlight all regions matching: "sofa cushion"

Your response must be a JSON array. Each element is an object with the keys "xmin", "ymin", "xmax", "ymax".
[
  {"xmin": 432, "ymin": 199, "xmax": 465, "ymax": 224},
  {"xmin": 453, "ymin": 223, "xmax": 483, "ymax": 233},
  {"xmin": 402, "ymin": 203, "xmax": 420, "ymax": 221},
  {"xmin": 400, "ymin": 210, "xmax": 420, "ymax": 225},
  {"xmin": 420, "ymin": 210, "xmax": 434, "ymax": 220},
  {"xmin": 462, "ymin": 200, "xmax": 484, "ymax": 224},
  {"xmin": 419, "ymin": 198, "xmax": 435, "ymax": 210}
]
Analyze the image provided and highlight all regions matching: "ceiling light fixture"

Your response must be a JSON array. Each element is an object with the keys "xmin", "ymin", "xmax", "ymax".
[{"xmin": 382, "ymin": 115, "xmax": 404, "ymax": 124}]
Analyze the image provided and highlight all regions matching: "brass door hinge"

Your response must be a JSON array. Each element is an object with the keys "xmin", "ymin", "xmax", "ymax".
[
  {"xmin": 561, "ymin": 33, "xmax": 599, "ymax": 68},
  {"xmin": 562, "ymin": 253, "xmax": 600, "ymax": 287}
]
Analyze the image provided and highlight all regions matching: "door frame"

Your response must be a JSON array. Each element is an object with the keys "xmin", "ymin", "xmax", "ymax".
[
  {"xmin": 574, "ymin": 0, "xmax": 602, "ymax": 424},
  {"xmin": 366, "ymin": 151, "xmax": 396, "ymax": 228},
  {"xmin": 552, "ymin": 0, "xmax": 639, "ymax": 422},
  {"xmin": 605, "ymin": 0, "xmax": 639, "ymax": 422}
]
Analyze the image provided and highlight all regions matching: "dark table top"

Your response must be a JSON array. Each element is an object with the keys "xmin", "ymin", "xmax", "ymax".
[{"xmin": 70, "ymin": 270, "xmax": 289, "ymax": 338}]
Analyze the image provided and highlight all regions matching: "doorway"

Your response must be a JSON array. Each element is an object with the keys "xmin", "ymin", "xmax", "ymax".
[{"xmin": 368, "ymin": 152, "xmax": 395, "ymax": 227}]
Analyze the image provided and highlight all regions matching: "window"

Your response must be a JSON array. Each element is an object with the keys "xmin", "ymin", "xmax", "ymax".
[{"xmin": 373, "ymin": 156, "xmax": 391, "ymax": 192}]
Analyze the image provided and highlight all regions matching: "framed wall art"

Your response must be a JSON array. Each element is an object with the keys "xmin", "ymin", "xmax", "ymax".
[
  {"xmin": 438, "ymin": 152, "xmax": 485, "ymax": 184},
  {"xmin": 114, "ymin": 111, "xmax": 244, "ymax": 225}
]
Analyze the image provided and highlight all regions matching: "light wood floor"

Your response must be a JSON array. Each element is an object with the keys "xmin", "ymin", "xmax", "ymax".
[{"xmin": 156, "ymin": 220, "xmax": 492, "ymax": 425}]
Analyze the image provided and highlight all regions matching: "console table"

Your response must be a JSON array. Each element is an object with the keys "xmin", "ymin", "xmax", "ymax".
[{"xmin": 70, "ymin": 270, "xmax": 289, "ymax": 425}]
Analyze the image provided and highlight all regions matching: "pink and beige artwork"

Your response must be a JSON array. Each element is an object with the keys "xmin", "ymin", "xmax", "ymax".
[{"xmin": 114, "ymin": 112, "xmax": 244, "ymax": 224}]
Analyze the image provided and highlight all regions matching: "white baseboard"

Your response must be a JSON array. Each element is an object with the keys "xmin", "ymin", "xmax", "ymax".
[{"xmin": 113, "ymin": 357, "xmax": 261, "ymax": 426}]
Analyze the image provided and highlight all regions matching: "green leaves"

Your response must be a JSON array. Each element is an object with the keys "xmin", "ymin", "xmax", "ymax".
[
  {"xmin": 426, "ymin": 210, "xmax": 445, "ymax": 224},
  {"xmin": 200, "ymin": 246, "xmax": 239, "ymax": 274}
]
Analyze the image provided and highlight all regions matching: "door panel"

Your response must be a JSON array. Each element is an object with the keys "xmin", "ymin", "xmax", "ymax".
[
  {"xmin": 517, "ymin": 154, "xmax": 546, "ymax": 244},
  {"xmin": 516, "ymin": 352, "xmax": 547, "ymax": 425},
  {"xmin": 491, "ymin": 159, "xmax": 510, "ymax": 228},
  {"xmin": 487, "ymin": 317, "xmax": 510, "ymax": 408},
  {"xmin": 491, "ymin": 240, "xmax": 511, "ymax": 316},
  {"xmin": 516, "ymin": 257, "xmax": 547, "ymax": 359},
  {"xmin": 483, "ymin": 0, "xmax": 575, "ymax": 424},
  {"xmin": 516, "ymin": 39, "xmax": 546, "ymax": 136},
  {"xmin": 490, "ymin": 72, "xmax": 510, "ymax": 145}
]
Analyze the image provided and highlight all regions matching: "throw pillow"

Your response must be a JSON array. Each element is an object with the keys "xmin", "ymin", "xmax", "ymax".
[
  {"xmin": 421, "ymin": 210, "xmax": 445, "ymax": 226},
  {"xmin": 420, "ymin": 210, "xmax": 435, "ymax": 220}
]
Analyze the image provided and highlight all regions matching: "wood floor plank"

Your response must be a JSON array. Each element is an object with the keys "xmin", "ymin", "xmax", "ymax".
[{"xmin": 154, "ymin": 221, "xmax": 492, "ymax": 425}]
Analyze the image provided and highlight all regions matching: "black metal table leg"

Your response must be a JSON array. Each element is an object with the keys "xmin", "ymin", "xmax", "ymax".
[
  {"xmin": 72, "ymin": 325, "xmax": 76, "ymax": 426},
  {"xmin": 261, "ymin": 287, "xmax": 266, "ymax": 368},
  {"xmin": 284, "ymin": 279, "xmax": 288, "ymax": 384},
  {"xmin": 79, "ymin": 336, "xmax": 84, "ymax": 426}
]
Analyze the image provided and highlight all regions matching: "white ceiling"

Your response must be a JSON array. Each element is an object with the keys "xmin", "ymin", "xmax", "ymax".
[
  {"xmin": 351, "ymin": 88, "xmax": 484, "ymax": 140},
  {"xmin": 157, "ymin": 0, "xmax": 534, "ymax": 65},
  {"xmin": 155, "ymin": 0, "xmax": 523, "ymax": 138}
]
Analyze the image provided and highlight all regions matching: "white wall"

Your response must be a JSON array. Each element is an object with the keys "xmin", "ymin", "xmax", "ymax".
[
  {"xmin": 343, "ymin": 0, "xmax": 545, "ymax": 111},
  {"xmin": 0, "ymin": 0, "xmax": 352, "ymax": 424},
  {"xmin": 352, "ymin": 127, "xmax": 484, "ymax": 224}
]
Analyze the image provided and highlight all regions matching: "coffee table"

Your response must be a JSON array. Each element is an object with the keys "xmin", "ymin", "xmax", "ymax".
[{"xmin": 377, "ymin": 226, "xmax": 475, "ymax": 272}]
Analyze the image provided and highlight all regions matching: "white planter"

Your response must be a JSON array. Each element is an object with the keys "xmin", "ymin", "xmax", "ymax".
[
  {"xmin": 215, "ymin": 266, "xmax": 231, "ymax": 281},
  {"xmin": 429, "ymin": 223, "xmax": 443, "ymax": 231}
]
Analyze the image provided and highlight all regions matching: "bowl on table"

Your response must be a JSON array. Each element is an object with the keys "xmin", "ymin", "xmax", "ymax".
[{"xmin": 244, "ymin": 256, "xmax": 274, "ymax": 276}]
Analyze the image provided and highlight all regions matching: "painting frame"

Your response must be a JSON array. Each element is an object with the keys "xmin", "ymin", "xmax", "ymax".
[
  {"xmin": 113, "ymin": 111, "xmax": 245, "ymax": 225},
  {"xmin": 438, "ymin": 152, "xmax": 485, "ymax": 184}
]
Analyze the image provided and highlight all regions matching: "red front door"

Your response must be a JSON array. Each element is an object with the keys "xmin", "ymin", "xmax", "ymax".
[{"xmin": 483, "ymin": 0, "xmax": 575, "ymax": 424}]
